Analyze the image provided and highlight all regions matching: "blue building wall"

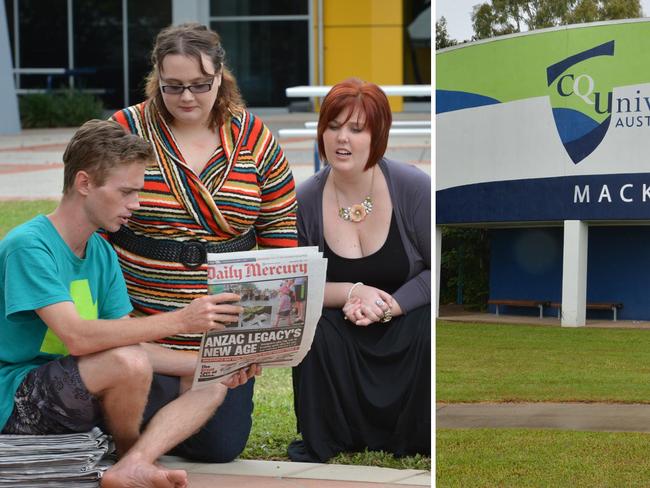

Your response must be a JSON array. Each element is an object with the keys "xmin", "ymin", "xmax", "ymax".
[
  {"xmin": 489, "ymin": 228, "xmax": 563, "ymax": 317},
  {"xmin": 489, "ymin": 226, "xmax": 650, "ymax": 320},
  {"xmin": 586, "ymin": 226, "xmax": 650, "ymax": 320}
]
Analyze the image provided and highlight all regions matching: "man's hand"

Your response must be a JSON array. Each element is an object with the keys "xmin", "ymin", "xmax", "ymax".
[
  {"xmin": 35, "ymin": 294, "xmax": 243, "ymax": 357},
  {"xmin": 179, "ymin": 293, "xmax": 243, "ymax": 334},
  {"xmin": 223, "ymin": 364, "xmax": 262, "ymax": 389}
]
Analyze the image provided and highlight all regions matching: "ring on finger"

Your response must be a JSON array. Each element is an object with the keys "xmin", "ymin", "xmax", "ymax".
[
  {"xmin": 380, "ymin": 310, "xmax": 393, "ymax": 323},
  {"xmin": 375, "ymin": 299, "xmax": 385, "ymax": 307}
]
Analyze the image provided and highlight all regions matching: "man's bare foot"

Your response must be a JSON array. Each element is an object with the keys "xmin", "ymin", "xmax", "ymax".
[{"xmin": 101, "ymin": 461, "xmax": 187, "ymax": 488}]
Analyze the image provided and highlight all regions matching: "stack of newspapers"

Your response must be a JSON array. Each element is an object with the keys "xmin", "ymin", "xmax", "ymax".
[
  {"xmin": 193, "ymin": 246, "xmax": 327, "ymax": 388},
  {"xmin": 0, "ymin": 427, "xmax": 114, "ymax": 487}
]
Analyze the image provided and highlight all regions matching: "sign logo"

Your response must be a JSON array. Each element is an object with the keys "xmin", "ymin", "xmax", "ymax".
[{"xmin": 547, "ymin": 41, "xmax": 614, "ymax": 164}]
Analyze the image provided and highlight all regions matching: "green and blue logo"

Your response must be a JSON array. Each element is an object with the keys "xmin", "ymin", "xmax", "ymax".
[{"xmin": 547, "ymin": 41, "xmax": 614, "ymax": 164}]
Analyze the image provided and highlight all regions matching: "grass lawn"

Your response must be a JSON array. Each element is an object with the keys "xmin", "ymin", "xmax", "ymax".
[
  {"xmin": 437, "ymin": 320, "xmax": 650, "ymax": 403},
  {"xmin": 244, "ymin": 367, "xmax": 430, "ymax": 470},
  {"xmin": 437, "ymin": 320, "xmax": 650, "ymax": 486},
  {"xmin": 0, "ymin": 200, "xmax": 58, "ymax": 238},
  {"xmin": 241, "ymin": 367, "xmax": 296, "ymax": 461},
  {"xmin": 437, "ymin": 428, "xmax": 650, "ymax": 487},
  {"xmin": 0, "ymin": 200, "xmax": 430, "ymax": 471}
]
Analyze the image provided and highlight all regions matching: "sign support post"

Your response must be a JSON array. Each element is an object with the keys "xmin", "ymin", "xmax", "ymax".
[{"xmin": 561, "ymin": 220, "xmax": 588, "ymax": 327}]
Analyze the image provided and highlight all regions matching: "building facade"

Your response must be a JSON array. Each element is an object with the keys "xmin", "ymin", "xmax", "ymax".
[
  {"xmin": 437, "ymin": 19, "xmax": 650, "ymax": 325},
  {"xmin": 3, "ymin": 0, "xmax": 430, "ymax": 111}
]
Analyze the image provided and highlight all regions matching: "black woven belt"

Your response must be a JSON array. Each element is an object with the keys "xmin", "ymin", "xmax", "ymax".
[{"xmin": 109, "ymin": 226, "xmax": 257, "ymax": 269}]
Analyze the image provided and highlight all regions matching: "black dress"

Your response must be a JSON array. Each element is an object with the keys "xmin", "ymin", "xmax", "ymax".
[{"xmin": 291, "ymin": 213, "xmax": 431, "ymax": 462}]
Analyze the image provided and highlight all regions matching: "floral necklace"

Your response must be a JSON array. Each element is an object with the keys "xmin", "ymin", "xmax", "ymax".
[{"xmin": 332, "ymin": 167, "xmax": 375, "ymax": 223}]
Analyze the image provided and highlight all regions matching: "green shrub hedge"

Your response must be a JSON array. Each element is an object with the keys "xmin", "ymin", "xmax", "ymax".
[{"xmin": 19, "ymin": 90, "xmax": 104, "ymax": 128}]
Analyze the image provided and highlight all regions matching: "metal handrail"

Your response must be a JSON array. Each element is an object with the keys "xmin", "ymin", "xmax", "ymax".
[
  {"xmin": 279, "ymin": 127, "xmax": 431, "ymax": 137},
  {"xmin": 286, "ymin": 84, "xmax": 432, "ymax": 98},
  {"xmin": 13, "ymin": 68, "xmax": 66, "ymax": 75},
  {"xmin": 303, "ymin": 120, "xmax": 430, "ymax": 129}
]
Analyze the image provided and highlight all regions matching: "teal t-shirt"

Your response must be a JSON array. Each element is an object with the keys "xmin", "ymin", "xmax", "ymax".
[{"xmin": 0, "ymin": 215, "xmax": 133, "ymax": 430}]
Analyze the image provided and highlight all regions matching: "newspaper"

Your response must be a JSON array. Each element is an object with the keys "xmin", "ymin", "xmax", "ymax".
[
  {"xmin": 0, "ymin": 427, "xmax": 115, "ymax": 486},
  {"xmin": 192, "ymin": 246, "xmax": 326, "ymax": 388}
]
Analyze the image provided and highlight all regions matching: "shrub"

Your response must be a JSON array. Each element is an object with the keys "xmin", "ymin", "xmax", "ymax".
[{"xmin": 19, "ymin": 90, "xmax": 104, "ymax": 128}]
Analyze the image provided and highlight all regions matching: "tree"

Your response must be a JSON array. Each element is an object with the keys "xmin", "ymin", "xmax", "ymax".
[
  {"xmin": 440, "ymin": 227, "xmax": 490, "ymax": 310},
  {"xmin": 471, "ymin": 0, "xmax": 642, "ymax": 40},
  {"xmin": 436, "ymin": 16, "xmax": 458, "ymax": 49},
  {"xmin": 567, "ymin": 0, "xmax": 642, "ymax": 23}
]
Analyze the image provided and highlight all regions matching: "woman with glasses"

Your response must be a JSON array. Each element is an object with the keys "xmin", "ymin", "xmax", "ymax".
[{"xmin": 109, "ymin": 23, "xmax": 297, "ymax": 463}]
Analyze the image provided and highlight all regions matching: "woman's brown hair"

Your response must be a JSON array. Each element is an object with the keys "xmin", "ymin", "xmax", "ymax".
[
  {"xmin": 145, "ymin": 23, "xmax": 244, "ymax": 129},
  {"xmin": 317, "ymin": 78, "xmax": 392, "ymax": 170}
]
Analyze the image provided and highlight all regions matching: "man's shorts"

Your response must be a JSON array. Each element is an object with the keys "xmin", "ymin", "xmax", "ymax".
[{"xmin": 1, "ymin": 355, "xmax": 102, "ymax": 435}]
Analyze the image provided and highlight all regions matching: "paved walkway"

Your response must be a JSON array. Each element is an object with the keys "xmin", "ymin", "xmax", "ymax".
[
  {"xmin": 437, "ymin": 402, "xmax": 650, "ymax": 432},
  {"xmin": 0, "ymin": 110, "xmax": 431, "ymax": 200},
  {"xmin": 159, "ymin": 458, "xmax": 430, "ymax": 487},
  {"xmin": 438, "ymin": 310, "xmax": 650, "ymax": 329}
]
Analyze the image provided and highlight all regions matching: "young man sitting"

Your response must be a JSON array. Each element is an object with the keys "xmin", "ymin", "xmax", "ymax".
[{"xmin": 0, "ymin": 120, "xmax": 258, "ymax": 488}]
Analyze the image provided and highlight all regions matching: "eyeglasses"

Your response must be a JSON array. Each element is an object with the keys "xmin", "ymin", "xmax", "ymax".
[{"xmin": 159, "ymin": 78, "xmax": 215, "ymax": 95}]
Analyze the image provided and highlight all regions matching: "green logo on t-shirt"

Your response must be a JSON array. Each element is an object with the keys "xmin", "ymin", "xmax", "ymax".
[{"xmin": 40, "ymin": 279, "xmax": 98, "ymax": 355}]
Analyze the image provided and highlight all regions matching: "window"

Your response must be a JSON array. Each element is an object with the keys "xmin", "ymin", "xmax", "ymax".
[
  {"xmin": 210, "ymin": 0, "xmax": 307, "ymax": 17},
  {"xmin": 210, "ymin": 0, "xmax": 309, "ymax": 106}
]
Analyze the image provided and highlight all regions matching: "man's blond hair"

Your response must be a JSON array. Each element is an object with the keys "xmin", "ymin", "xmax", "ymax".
[{"xmin": 62, "ymin": 119, "xmax": 154, "ymax": 194}]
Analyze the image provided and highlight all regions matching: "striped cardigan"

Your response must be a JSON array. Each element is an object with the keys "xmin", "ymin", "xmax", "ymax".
[{"xmin": 111, "ymin": 101, "xmax": 297, "ymax": 350}]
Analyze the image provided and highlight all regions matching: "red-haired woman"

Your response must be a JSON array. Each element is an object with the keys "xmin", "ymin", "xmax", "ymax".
[{"xmin": 290, "ymin": 78, "xmax": 431, "ymax": 462}]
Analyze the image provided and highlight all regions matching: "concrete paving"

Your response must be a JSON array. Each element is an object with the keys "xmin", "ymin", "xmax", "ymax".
[
  {"xmin": 159, "ymin": 458, "xmax": 431, "ymax": 487},
  {"xmin": 438, "ymin": 310, "xmax": 650, "ymax": 329},
  {"xmin": 0, "ymin": 109, "xmax": 431, "ymax": 200},
  {"xmin": 437, "ymin": 402, "xmax": 650, "ymax": 433}
]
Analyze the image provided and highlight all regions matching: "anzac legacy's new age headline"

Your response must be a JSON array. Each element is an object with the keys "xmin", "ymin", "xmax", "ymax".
[{"xmin": 192, "ymin": 246, "xmax": 326, "ymax": 388}]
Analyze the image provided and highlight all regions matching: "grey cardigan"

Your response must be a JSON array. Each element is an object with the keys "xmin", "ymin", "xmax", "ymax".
[{"xmin": 296, "ymin": 158, "xmax": 431, "ymax": 314}]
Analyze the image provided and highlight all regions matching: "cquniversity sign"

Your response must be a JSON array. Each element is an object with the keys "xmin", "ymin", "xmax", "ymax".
[{"xmin": 437, "ymin": 19, "xmax": 650, "ymax": 224}]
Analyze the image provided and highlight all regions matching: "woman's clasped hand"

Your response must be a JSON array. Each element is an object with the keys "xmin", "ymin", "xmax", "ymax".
[{"xmin": 342, "ymin": 283, "xmax": 396, "ymax": 325}]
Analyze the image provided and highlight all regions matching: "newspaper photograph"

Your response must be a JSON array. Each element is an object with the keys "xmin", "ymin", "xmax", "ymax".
[{"xmin": 192, "ymin": 246, "xmax": 326, "ymax": 389}]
